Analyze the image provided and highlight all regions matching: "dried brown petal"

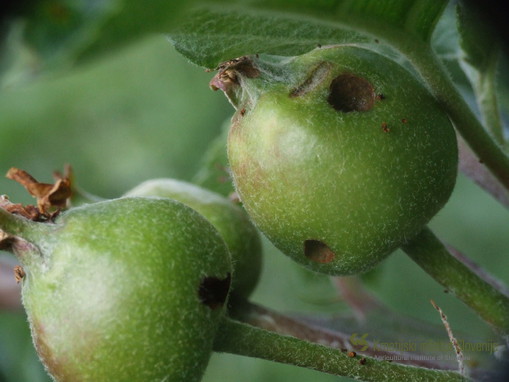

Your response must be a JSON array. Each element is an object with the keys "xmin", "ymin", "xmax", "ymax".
[
  {"xmin": 6, "ymin": 167, "xmax": 72, "ymax": 214},
  {"xmin": 13, "ymin": 265, "xmax": 26, "ymax": 283}
]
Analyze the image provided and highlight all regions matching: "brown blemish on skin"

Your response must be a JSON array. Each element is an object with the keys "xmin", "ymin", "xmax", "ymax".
[
  {"xmin": 198, "ymin": 273, "xmax": 231, "ymax": 309},
  {"xmin": 348, "ymin": 351, "xmax": 357, "ymax": 358},
  {"xmin": 290, "ymin": 61, "xmax": 333, "ymax": 98},
  {"xmin": 32, "ymin": 320, "xmax": 73, "ymax": 381},
  {"xmin": 304, "ymin": 240, "xmax": 335, "ymax": 264},
  {"xmin": 381, "ymin": 122, "xmax": 390, "ymax": 133},
  {"xmin": 13, "ymin": 265, "xmax": 25, "ymax": 283},
  {"xmin": 327, "ymin": 74, "xmax": 375, "ymax": 112}
]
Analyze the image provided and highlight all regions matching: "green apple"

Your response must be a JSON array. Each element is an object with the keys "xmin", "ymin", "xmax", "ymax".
[
  {"xmin": 125, "ymin": 178, "xmax": 262, "ymax": 298},
  {"xmin": 212, "ymin": 45, "xmax": 457, "ymax": 275},
  {"xmin": 0, "ymin": 197, "xmax": 232, "ymax": 381}
]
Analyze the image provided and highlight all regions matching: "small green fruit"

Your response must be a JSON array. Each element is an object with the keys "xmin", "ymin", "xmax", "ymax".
[
  {"xmin": 0, "ymin": 197, "xmax": 232, "ymax": 381},
  {"xmin": 125, "ymin": 178, "xmax": 262, "ymax": 298},
  {"xmin": 212, "ymin": 45, "xmax": 457, "ymax": 276}
]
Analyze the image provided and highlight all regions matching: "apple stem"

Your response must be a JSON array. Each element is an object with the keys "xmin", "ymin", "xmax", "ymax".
[
  {"xmin": 0, "ymin": 206, "xmax": 36, "ymax": 238},
  {"xmin": 214, "ymin": 316, "xmax": 468, "ymax": 381},
  {"xmin": 0, "ymin": 204, "xmax": 54, "ymax": 257},
  {"xmin": 402, "ymin": 226, "xmax": 509, "ymax": 339}
]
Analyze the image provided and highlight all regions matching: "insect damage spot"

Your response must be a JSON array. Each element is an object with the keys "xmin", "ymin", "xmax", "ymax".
[
  {"xmin": 327, "ymin": 73, "xmax": 375, "ymax": 112},
  {"xmin": 198, "ymin": 273, "xmax": 231, "ymax": 309},
  {"xmin": 290, "ymin": 61, "xmax": 333, "ymax": 98},
  {"xmin": 304, "ymin": 240, "xmax": 335, "ymax": 263}
]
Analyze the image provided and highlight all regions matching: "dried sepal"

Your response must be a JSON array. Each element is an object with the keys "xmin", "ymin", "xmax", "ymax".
[
  {"xmin": 5, "ymin": 167, "xmax": 72, "ymax": 214},
  {"xmin": 0, "ymin": 195, "xmax": 44, "ymax": 221},
  {"xmin": 13, "ymin": 265, "xmax": 26, "ymax": 283}
]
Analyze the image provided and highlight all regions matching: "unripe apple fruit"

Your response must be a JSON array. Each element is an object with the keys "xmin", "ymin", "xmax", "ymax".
[
  {"xmin": 125, "ymin": 178, "xmax": 262, "ymax": 298},
  {"xmin": 212, "ymin": 45, "xmax": 457, "ymax": 275},
  {"xmin": 0, "ymin": 197, "xmax": 232, "ymax": 381}
]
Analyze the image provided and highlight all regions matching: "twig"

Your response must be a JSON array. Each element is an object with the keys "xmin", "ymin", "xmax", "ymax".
[
  {"xmin": 402, "ymin": 227, "xmax": 509, "ymax": 337},
  {"xmin": 446, "ymin": 244, "xmax": 509, "ymax": 298},
  {"xmin": 458, "ymin": 136, "xmax": 509, "ymax": 209},
  {"xmin": 431, "ymin": 300, "xmax": 466, "ymax": 377},
  {"xmin": 215, "ymin": 313, "xmax": 468, "ymax": 381},
  {"xmin": 332, "ymin": 276, "xmax": 383, "ymax": 321},
  {"xmin": 229, "ymin": 297, "xmax": 458, "ymax": 371}
]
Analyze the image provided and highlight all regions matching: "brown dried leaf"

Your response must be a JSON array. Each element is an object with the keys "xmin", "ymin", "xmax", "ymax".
[
  {"xmin": 6, "ymin": 167, "xmax": 72, "ymax": 214},
  {"xmin": 13, "ymin": 265, "xmax": 26, "ymax": 283},
  {"xmin": 0, "ymin": 195, "xmax": 43, "ymax": 221}
]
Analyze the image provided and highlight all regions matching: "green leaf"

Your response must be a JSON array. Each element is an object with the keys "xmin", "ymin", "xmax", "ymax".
[
  {"xmin": 13, "ymin": 0, "xmax": 188, "ymax": 69},
  {"xmin": 252, "ymin": 0, "xmax": 447, "ymax": 41},
  {"xmin": 168, "ymin": 4, "xmax": 369, "ymax": 69},
  {"xmin": 456, "ymin": 3, "xmax": 499, "ymax": 70},
  {"xmin": 456, "ymin": 3, "xmax": 504, "ymax": 143},
  {"xmin": 168, "ymin": 0, "xmax": 448, "ymax": 68}
]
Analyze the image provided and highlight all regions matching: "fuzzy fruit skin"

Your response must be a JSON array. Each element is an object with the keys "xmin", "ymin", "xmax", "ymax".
[
  {"xmin": 226, "ymin": 46, "xmax": 458, "ymax": 275},
  {"xmin": 125, "ymin": 179, "xmax": 262, "ymax": 298},
  {"xmin": 17, "ymin": 197, "xmax": 231, "ymax": 382}
]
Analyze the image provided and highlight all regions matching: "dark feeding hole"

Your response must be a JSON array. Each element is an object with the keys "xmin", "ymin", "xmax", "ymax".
[
  {"xmin": 327, "ymin": 73, "xmax": 375, "ymax": 112},
  {"xmin": 198, "ymin": 273, "xmax": 231, "ymax": 310},
  {"xmin": 304, "ymin": 240, "xmax": 335, "ymax": 264}
]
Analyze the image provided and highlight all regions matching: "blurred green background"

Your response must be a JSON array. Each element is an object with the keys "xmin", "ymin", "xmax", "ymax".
[{"xmin": 1, "ymin": 12, "xmax": 509, "ymax": 382}]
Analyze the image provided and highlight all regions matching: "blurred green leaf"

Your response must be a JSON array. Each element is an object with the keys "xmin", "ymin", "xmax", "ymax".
[
  {"xmin": 168, "ymin": 4, "xmax": 369, "ymax": 69},
  {"xmin": 456, "ymin": 3, "xmax": 499, "ymax": 71},
  {"xmin": 168, "ymin": 0, "xmax": 447, "ymax": 68},
  {"xmin": 0, "ymin": 37, "xmax": 230, "ymax": 201},
  {"xmin": 457, "ymin": 3, "xmax": 504, "ymax": 143},
  {"xmin": 2, "ymin": 0, "xmax": 189, "ymax": 74}
]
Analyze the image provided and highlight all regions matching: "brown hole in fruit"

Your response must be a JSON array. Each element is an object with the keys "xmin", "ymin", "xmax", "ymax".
[
  {"xmin": 327, "ymin": 74, "xmax": 375, "ymax": 112},
  {"xmin": 304, "ymin": 240, "xmax": 335, "ymax": 264},
  {"xmin": 198, "ymin": 273, "xmax": 231, "ymax": 309}
]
